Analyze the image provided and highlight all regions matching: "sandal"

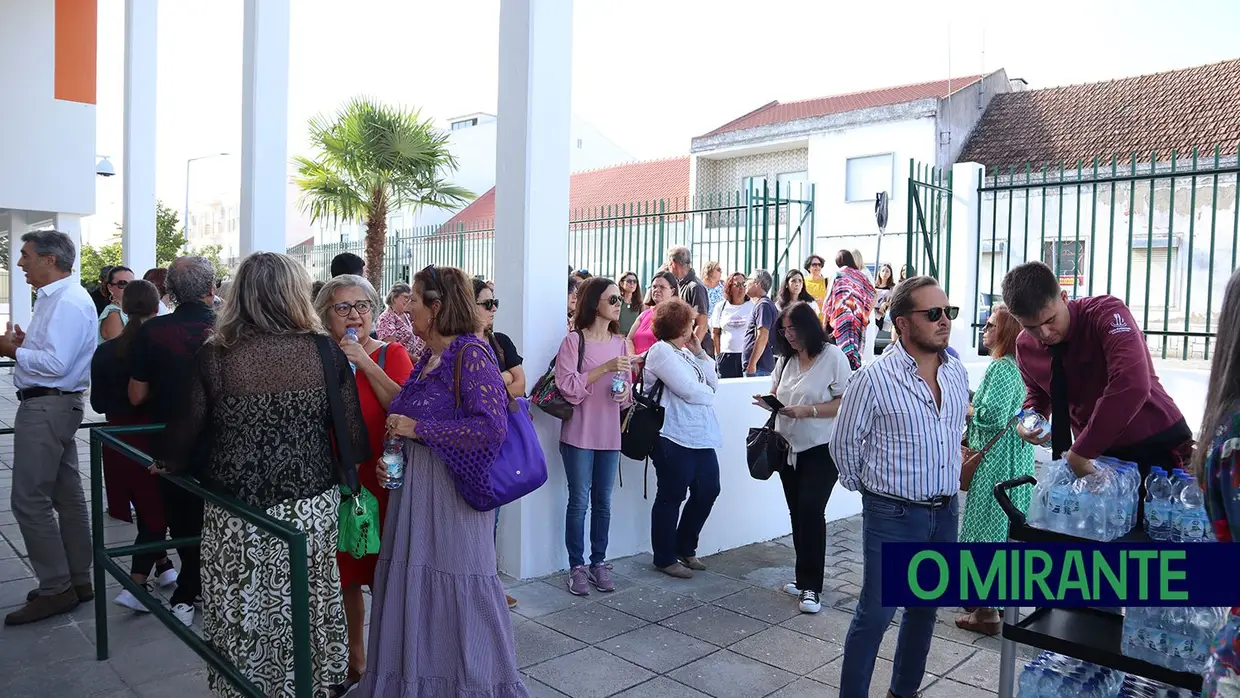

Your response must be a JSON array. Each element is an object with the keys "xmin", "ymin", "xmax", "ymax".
[{"xmin": 954, "ymin": 613, "xmax": 1000, "ymax": 636}]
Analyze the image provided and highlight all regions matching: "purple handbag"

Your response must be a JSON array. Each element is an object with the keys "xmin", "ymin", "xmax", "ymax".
[{"xmin": 451, "ymin": 353, "xmax": 548, "ymax": 512}]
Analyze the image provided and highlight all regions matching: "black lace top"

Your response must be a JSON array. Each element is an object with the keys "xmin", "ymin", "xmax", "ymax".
[{"xmin": 163, "ymin": 333, "xmax": 371, "ymax": 509}]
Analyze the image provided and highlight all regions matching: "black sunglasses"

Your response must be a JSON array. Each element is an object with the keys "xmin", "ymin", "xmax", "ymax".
[
  {"xmin": 621, "ymin": 277, "xmax": 637, "ymax": 285},
  {"xmin": 477, "ymin": 298, "xmax": 500, "ymax": 311},
  {"xmin": 911, "ymin": 306, "xmax": 960, "ymax": 322},
  {"xmin": 110, "ymin": 279, "xmax": 129, "ymax": 288},
  {"xmin": 332, "ymin": 300, "xmax": 373, "ymax": 317},
  {"xmin": 605, "ymin": 294, "xmax": 623, "ymax": 306}
]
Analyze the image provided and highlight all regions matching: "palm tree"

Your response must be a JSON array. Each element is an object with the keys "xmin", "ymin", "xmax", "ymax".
[{"xmin": 293, "ymin": 97, "xmax": 473, "ymax": 288}]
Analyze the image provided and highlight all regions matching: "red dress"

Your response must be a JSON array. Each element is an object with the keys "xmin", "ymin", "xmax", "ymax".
[{"xmin": 338, "ymin": 343, "xmax": 415, "ymax": 588}]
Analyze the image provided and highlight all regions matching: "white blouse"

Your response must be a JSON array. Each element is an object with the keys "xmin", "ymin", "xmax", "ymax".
[
  {"xmin": 642, "ymin": 340, "xmax": 721, "ymax": 450},
  {"xmin": 772, "ymin": 345, "xmax": 852, "ymax": 458},
  {"xmin": 710, "ymin": 299, "xmax": 753, "ymax": 354}
]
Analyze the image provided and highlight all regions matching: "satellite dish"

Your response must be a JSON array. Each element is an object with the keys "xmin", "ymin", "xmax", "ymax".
[{"xmin": 875, "ymin": 192, "xmax": 889, "ymax": 232}]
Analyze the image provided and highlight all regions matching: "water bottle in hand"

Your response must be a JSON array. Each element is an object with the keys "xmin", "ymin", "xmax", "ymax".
[
  {"xmin": 381, "ymin": 436, "xmax": 404, "ymax": 489},
  {"xmin": 345, "ymin": 327, "xmax": 359, "ymax": 373},
  {"xmin": 611, "ymin": 372, "xmax": 626, "ymax": 396}
]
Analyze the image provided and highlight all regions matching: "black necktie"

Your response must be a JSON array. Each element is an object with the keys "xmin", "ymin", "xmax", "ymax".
[{"xmin": 1049, "ymin": 343, "xmax": 1072, "ymax": 459}]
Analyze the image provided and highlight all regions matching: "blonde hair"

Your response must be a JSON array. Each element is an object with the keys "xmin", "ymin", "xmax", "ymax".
[
  {"xmin": 211, "ymin": 252, "xmax": 323, "ymax": 348},
  {"xmin": 314, "ymin": 274, "xmax": 382, "ymax": 333}
]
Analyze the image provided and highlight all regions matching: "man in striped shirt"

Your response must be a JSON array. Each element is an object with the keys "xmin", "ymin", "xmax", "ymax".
[{"xmin": 830, "ymin": 275, "xmax": 971, "ymax": 698}]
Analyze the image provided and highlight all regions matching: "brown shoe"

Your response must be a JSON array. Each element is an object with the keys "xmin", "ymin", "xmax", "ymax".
[
  {"xmin": 26, "ymin": 583, "xmax": 93, "ymax": 604},
  {"xmin": 506, "ymin": 594, "xmax": 518, "ymax": 610},
  {"xmin": 679, "ymin": 556, "xmax": 707, "ymax": 571},
  {"xmin": 5, "ymin": 588, "xmax": 79, "ymax": 625},
  {"xmin": 656, "ymin": 562, "xmax": 694, "ymax": 579}
]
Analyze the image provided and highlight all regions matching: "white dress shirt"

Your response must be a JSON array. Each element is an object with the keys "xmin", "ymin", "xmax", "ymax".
[
  {"xmin": 14, "ymin": 276, "xmax": 98, "ymax": 392},
  {"xmin": 830, "ymin": 340, "xmax": 970, "ymax": 500},
  {"xmin": 772, "ymin": 345, "xmax": 853, "ymax": 458},
  {"xmin": 643, "ymin": 340, "xmax": 722, "ymax": 450}
]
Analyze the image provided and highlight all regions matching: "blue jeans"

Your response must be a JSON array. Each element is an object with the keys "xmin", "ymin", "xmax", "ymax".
[
  {"xmin": 559, "ymin": 444, "xmax": 619, "ymax": 568},
  {"xmin": 840, "ymin": 491, "xmax": 959, "ymax": 698},
  {"xmin": 650, "ymin": 437, "xmax": 721, "ymax": 568}
]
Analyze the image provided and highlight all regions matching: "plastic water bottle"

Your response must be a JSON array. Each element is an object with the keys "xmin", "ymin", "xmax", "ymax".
[
  {"xmin": 611, "ymin": 372, "xmax": 626, "ymax": 395},
  {"xmin": 1168, "ymin": 472, "xmax": 1191, "ymax": 542},
  {"xmin": 344, "ymin": 327, "xmax": 359, "ymax": 373},
  {"xmin": 1177, "ymin": 479, "xmax": 1208, "ymax": 543},
  {"xmin": 1018, "ymin": 409, "xmax": 1052, "ymax": 440},
  {"xmin": 1145, "ymin": 470, "xmax": 1173, "ymax": 540},
  {"xmin": 380, "ymin": 436, "xmax": 404, "ymax": 489}
]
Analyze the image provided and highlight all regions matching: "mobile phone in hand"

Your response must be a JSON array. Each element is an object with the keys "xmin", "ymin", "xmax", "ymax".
[{"xmin": 760, "ymin": 395, "xmax": 785, "ymax": 411}]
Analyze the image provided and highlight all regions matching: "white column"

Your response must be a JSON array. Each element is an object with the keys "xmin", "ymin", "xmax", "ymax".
[
  {"xmin": 122, "ymin": 0, "xmax": 158, "ymax": 274},
  {"xmin": 52, "ymin": 214, "xmax": 83, "ymax": 280},
  {"xmin": 492, "ymin": 0, "xmax": 573, "ymax": 579},
  {"xmin": 239, "ymin": 0, "xmax": 291, "ymax": 255},
  {"xmin": 949, "ymin": 162, "xmax": 984, "ymax": 356},
  {"xmin": 6, "ymin": 211, "xmax": 32, "ymax": 330}
]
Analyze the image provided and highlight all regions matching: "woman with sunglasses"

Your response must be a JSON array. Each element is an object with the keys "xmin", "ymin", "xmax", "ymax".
[
  {"xmin": 313, "ymin": 274, "xmax": 414, "ymax": 694},
  {"xmin": 955, "ymin": 304, "xmax": 1033, "ymax": 636},
  {"xmin": 556, "ymin": 277, "xmax": 633, "ymax": 596},
  {"xmin": 618, "ymin": 272, "xmax": 644, "ymax": 336},
  {"xmin": 98, "ymin": 265, "xmax": 134, "ymax": 343},
  {"xmin": 803, "ymin": 255, "xmax": 829, "ymax": 318},
  {"xmin": 473, "ymin": 280, "xmax": 525, "ymax": 400},
  {"xmin": 710, "ymin": 273, "xmax": 754, "ymax": 379},
  {"xmin": 628, "ymin": 270, "xmax": 679, "ymax": 355}
]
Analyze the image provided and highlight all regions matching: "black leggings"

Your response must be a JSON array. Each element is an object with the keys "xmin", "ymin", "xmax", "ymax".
[{"xmin": 778, "ymin": 443, "xmax": 839, "ymax": 594}]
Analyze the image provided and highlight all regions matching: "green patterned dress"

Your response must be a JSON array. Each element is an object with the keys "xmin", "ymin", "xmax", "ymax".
[{"xmin": 961, "ymin": 355, "xmax": 1035, "ymax": 549}]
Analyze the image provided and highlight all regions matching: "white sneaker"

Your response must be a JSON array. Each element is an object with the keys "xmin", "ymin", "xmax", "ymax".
[
  {"xmin": 171, "ymin": 603, "xmax": 195, "ymax": 627},
  {"xmin": 798, "ymin": 590, "xmax": 822, "ymax": 614},
  {"xmin": 113, "ymin": 589, "xmax": 151, "ymax": 613},
  {"xmin": 155, "ymin": 566, "xmax": 179, "ymax": 588},
  {"xmin": 782, "ymin": 583, "xmax": 801, "ymax": 597}
]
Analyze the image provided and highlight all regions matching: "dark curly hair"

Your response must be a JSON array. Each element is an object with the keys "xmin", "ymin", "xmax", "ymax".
[{"xmin": 652, "ymin": 297, "xmax": 697, "ymax": 342}]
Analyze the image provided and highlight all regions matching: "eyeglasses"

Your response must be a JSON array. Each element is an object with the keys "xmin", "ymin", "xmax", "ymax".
[
  {"xmin": 809, "ymin": 262, "xmax": 823, "ymax": 269},
  {"xmin": 983, "ymin": 321, "xmax": 998, "ymax": 331},
  {"xmin": 477, "ymin": 299, "xmax": 500, "ymax": 311},
  {"xmin": 621, "ymin": 277, "xmax": 637, "ymax": 285},
  {"xmin": 910, "ymin": 306, "xmax": 960, "ymax": 322},
  {"xmin": 729, "ymin": 280, "xmax": 746, "ymax": 287},
  {"xmin": 332, "ymin": 300, "xmax": 374, "ymax": 317},
  {"xmin": 777, "ymin": 325, "xmax": 797, "ymax": 335},
  {"xmin": 110, "ymin": 280, "xmax": 129, "ymax": 288},
  {"xmin": 605, "ymin": 294, "xmax": 623, "ymax": 306}
]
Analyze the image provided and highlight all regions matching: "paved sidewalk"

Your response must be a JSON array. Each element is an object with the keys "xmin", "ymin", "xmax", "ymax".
[{"xmin": 0, "ymin": 391, "xmax": 1031, "ymax": 697}]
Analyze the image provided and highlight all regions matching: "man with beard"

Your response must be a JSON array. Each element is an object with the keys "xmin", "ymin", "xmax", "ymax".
[{"xmin": 830, "ymin": 275, "xmax": 970, "ymax": 698}]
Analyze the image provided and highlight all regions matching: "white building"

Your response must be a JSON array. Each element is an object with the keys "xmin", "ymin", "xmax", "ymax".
[{"xmin": 689, "ymin": 71, "xmax": 1018, "ymax": 268}]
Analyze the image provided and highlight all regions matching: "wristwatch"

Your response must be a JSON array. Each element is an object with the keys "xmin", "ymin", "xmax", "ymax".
[{"xmin": 811, "ymin": 405, "xmax": 819, "ymax": 418}]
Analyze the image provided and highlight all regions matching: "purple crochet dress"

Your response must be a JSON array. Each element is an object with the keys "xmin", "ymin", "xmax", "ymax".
[{"xmin": 355, "ymin": 335, "xmax": 527, "ymax": 697}]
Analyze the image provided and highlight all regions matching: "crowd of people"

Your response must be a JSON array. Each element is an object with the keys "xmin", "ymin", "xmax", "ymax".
[{"xmin": 2, "ymin": 232, "xmax": 1238, "ymax": 698}]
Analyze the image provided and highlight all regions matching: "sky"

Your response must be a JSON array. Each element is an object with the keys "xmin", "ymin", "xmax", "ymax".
[{"xmin": 87, "ymin": 0, "xmax": 1240, "ymax": 244}]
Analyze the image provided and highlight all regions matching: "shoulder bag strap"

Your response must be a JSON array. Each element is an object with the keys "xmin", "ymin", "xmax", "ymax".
[
  {"xmin": 315, "ymin": 335, "xmax": 360, "ymax": 493},
  {"xmin": 575, "ymin": 329, "xmax": 586, "ymax": 372},
  {"xmin": 377, "ymin": 342, "xmax": 389, "ymax": 370},
  {"xmin": 452, "ymin": 346, "xmax": 466, "ymax": 411}
]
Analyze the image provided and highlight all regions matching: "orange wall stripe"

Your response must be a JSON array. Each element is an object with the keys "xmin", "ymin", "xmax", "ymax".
[{"xmin": 54, "ymin": 0, "xmax": 98, "ymax": 104}]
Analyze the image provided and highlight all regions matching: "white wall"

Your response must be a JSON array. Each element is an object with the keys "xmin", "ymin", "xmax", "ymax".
[
  {"xmin": 0, "ymin": 1, "xmax": 96, "ymax": 215},
  {"xmin": 508, "ymin": 376, "xmax": 862, "ymax": 579}
]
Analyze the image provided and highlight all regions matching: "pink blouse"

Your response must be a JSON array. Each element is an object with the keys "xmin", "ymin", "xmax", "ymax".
[
  {"xmin": 631, "ymin": 308, "xmax": 657, "ymax": 355},
  {"xmin": 555, "ymin": 332, "xmax": 630, "ymax": 451}
]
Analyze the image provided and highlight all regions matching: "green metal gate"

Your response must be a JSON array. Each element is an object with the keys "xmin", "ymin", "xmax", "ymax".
[{"xmin": 906, "ymin": 160, "xmax": 953, "ymax": 289}]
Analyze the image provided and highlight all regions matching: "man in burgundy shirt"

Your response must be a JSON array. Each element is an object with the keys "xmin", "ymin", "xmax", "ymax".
[{"xmin": 1001, "ymin": 262, "xmax": 1192, "ymax": 519}]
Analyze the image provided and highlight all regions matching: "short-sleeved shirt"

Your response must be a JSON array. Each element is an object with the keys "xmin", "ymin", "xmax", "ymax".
[
  {"xmin": 129, "ymin": 300, "xmax": 215, "ymax": 458},
  {"xmin": 678, "ymin": 269, "xmax": 715, "ymax": 357},
  {"xmin": 743, "ymin": 296, "xmax": 778, "ymax": 374},
  {"xmin": 489, "ymin": 332, "xmax": 523, "ymax": 373}
]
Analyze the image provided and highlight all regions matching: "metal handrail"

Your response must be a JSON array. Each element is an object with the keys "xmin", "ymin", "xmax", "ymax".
[{"xmin": 90, "ymin": 424, "xmax": 314, "ymax": 698}]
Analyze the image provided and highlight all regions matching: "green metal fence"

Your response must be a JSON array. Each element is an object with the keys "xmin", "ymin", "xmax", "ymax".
[
  {"xmin": 280, "ymin": 183, "xmax": 814, "ymax": 289},
  {"xmin": 907, "ymin": 160, "xmax": 953, "ymax": 288},
  {"xmin": 90, "ymin": 425, "xmax": 316, "ymax": 698},
  {"xmin": 975, "ymin": 146, "xmax": 1240, "ymax": 360}
]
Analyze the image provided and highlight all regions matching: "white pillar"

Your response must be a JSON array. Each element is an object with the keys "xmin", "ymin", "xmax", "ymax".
[
  {"xmin": 239, "ymin": 0, "xmax": 291, "ymax": 255},
  {"xmin": 949, "ymin": 162, "xmax": 984, "ymax": 356},
  {"xmin": 122, "ymin": 0, "xmax": 158, "ymax": 274},
  {"xmin": 492, "ymin": 0, "xmax": 573, "ymax": 579},
  {"xmin": 6, "ymin": 211, "xmax": 32, "ymax": 330}
]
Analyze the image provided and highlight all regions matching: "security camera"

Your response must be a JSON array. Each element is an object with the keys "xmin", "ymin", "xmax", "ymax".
[{"xmin": 96, "ymin": 156, "xmax": 116, "ymax": 177}]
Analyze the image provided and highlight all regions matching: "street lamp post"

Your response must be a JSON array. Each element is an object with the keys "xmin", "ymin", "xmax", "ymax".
[{"xmin": 183, "ymin": 152, "xmax": 230, "ymax": 244}]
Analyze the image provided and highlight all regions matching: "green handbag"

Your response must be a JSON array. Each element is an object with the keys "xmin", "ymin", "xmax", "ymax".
[{"xmin": 337, "ymin": 485, "xmax": 380, "ymax": 559}]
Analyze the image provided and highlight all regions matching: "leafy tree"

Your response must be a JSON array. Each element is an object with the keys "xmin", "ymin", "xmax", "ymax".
[
  {"xmin": 79, "ymin": 242, "xmax": 123, "ymax": 289},
  {"xmin": 155, "ymin": 202, "xmax": 187, "ymax": 267},
  {"xmin": 293, "ymin": 96, "xmax": 473, "ymax": 288},
  {"xmin": 191, "ymin": 243, "xmax": 225, "ymax": 278},
  {"xmin": 0, "ymin": 232, "xmax": 7, "ymax": 270}
]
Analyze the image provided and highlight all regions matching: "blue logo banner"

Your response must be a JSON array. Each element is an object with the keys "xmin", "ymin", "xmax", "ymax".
[{"xmin": 880, "ymin": 542, "xmax": 1240, "ymax": 607}]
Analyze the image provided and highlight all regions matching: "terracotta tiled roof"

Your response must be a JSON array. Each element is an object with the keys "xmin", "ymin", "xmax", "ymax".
[
  {"xmin": 698, "ymin": 75, "xmax": 985, "ymax": 138},
  {"xmin": 959, "ymin": 58, "xmax": 1240, "ymax": 171},
  {"xmin": 440, "ymin": 157, "xmax": 690, "ymax": 230}
]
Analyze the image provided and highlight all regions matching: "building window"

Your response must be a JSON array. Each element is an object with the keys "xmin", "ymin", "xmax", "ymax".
[
  {"xmin": 450, "ymin": 118, "xmax": 478, "ymax": 131},
  {"xmin": 845, "ymin": 154, "xmax": 894, "ymax": 203}
]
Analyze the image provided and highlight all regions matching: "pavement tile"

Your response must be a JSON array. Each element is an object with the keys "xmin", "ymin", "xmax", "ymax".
[
  {"xmin": 810, "ymin": 654, "xmax": 940, "ymax": 694},
  {"xmin": 597, "ymin": 584, "xmax": 702, "ymax": 623},
  {"xmin": 519, "ymin": 674, "xmax": 569, "ymax": 697},
  {"xmin": 104, "ymin": 636, "xmax": 208, "ymax": 687},
  {"xmin": 0, "ymin": 621, "xmax": 96, "ymax": 671},
  {"xmin": 536, "ymin": 602, "xmax": 646, "ymax": 644},
  {"xmin": 641, "ymin": 569, "xmax": 749, "ymax": 602},
  {"xmin": 610, "ymin": 676, "xmax": 711, "ymax": 697},
  {"xmin": 4, "ymin": 655, "xmax": 128, "ymax": 698},
  {"xmin": 729, "ymin": 624, "xmax": 841, "ymax": 675},
  {"xmin": 947, "ymin": 649, "xmax": 1004, "ymax": 692},
  {"xmin": 133, "ymin": 669, "xmax": 211, "ymax": 698},
  {"xmin": 598, "ymin": 623, "xmax": 716, "ymax": 674},
  {"xmin": 713, "ymin": 586, "xmax": 801, "ymax": 624},
  {"xmin": 780, "ymin": 606, "xmax": 856, "ymax": 645},
  {"xmin": 766, "ymin": 677, "xmax": 839, "ymax": 697},
  {"xmin": 667, "ymin": 649, "xmax": 796, "ymax": 698},
  {"xmin": 509, "ymin": 579, "xmax": 596, "ymax": 619},
  {"xmin": 523, "ymin": 647, "xmax": 653, "ymax": 698},
  {"xmin": 514, "ymin": 620, "xmax": 585, "ymax": 669},
  {"xmin": 923, "ymin": 677, "xmax": 998, "ymax": 697},
  {"xmin": 0, "ymin": 555, "xmax": 32, "ymax": 582},
  {"xmin": 660, "ymin": 604, "xmax": 770, "ymax": 647}
]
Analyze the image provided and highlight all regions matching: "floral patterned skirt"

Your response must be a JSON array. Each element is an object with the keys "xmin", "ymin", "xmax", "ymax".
[
  {"xmin": 201, "ymin": 489, "xmax": 347, "ymax": 698},
  {"xmin": 1203, "ymin": 609, "xmax": 1240, "ymax": 698}
]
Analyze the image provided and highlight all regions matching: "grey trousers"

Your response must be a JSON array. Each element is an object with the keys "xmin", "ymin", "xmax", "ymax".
[{"xmin": 11, "ymin": 393, "xmax": 92, "ymax": 595}]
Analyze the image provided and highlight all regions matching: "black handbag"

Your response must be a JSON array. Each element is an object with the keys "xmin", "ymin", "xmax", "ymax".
[
  {"xmin": 620, "ymin": 376, "xmax": 665, "ymax": 462},
  {"xmin": 528, "ymin": 330, "xmax": 586, "ymax": 420},
  {"xmin": 746, "ymin": 412, "xmax": 788, "ymax": 481}
]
